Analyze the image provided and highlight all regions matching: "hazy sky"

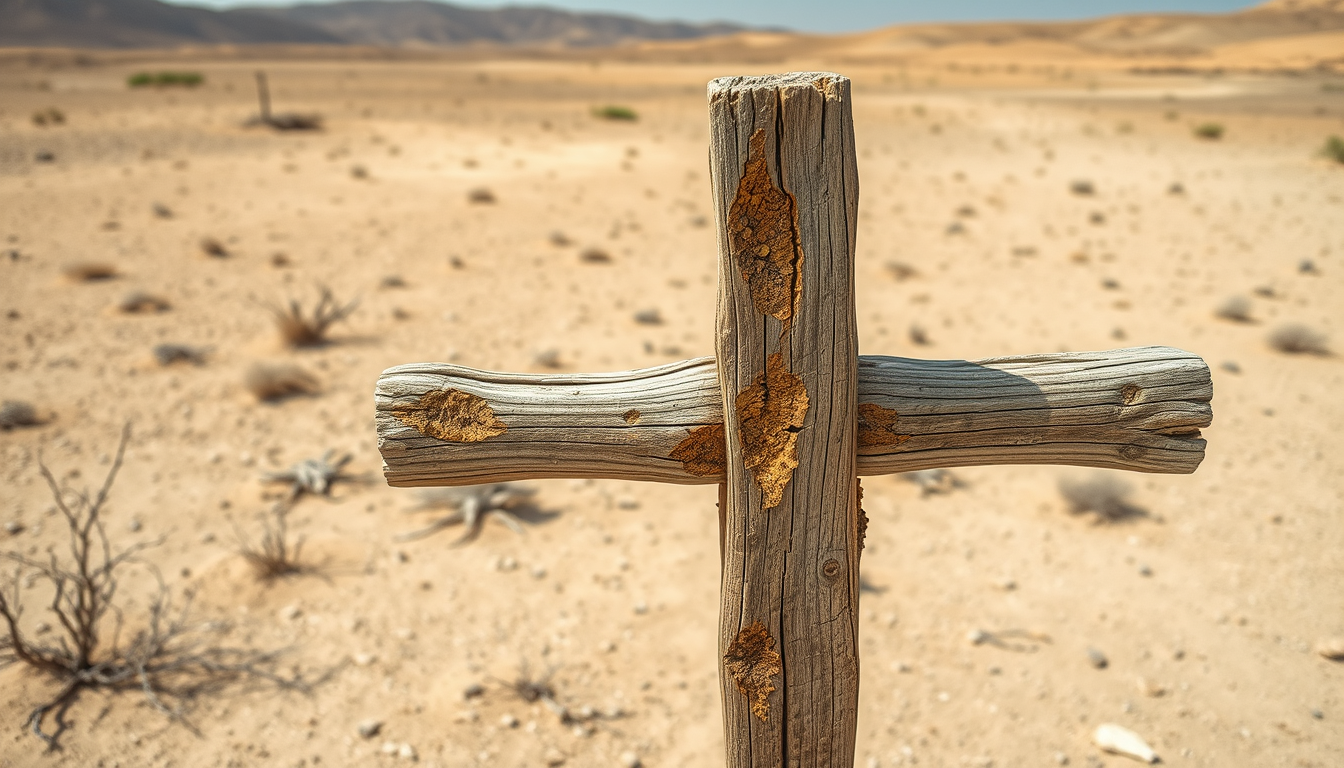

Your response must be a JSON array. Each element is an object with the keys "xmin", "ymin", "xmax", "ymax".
[{"xmin": 178, "ymin": 0, "xmax": 1260, "ymax": 33}]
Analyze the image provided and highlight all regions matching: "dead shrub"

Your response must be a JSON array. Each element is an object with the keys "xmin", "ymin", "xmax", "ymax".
[
  {"xmin": 266, "ymin": 286, "xmax": 358, "ymax": 347},
  {"xmin": 235, "ymin": 502, "xmax": 305, "ymax": 581},
  {"xmin": 0, "ymin": 400, "xmax": 42, "ymax": 430},
  {"xmin": 153, "ymin": 344, "xmax": 209, "ymax": 366},
  {"xmin": 1059, "ymin": 473, "xmax": 1147, "ymax": 522},
  {"xmin": 244, "ymin": 363, "xmax": 320, "ymax": 402},
  {"xmin": 117, "ymin": 290, "xmax": 171, "ymax": 314},
  {"xmin": 200, "ymin": 238, "xmax": 229, "ymax": 258},
  {"xmin": 579, "ymin": 247, "xmax": 612, "ymax": 264},
  {"xmin": 1268, "ymin": 324, "xmax": 1329, "ymax": 356},
  {"xmin": 0, "ymin": 426, "xmax": 308, "ymax": 746},
  {"xmin": 61, "ymin": 262, "xmax": 117, "ymax": 282}
]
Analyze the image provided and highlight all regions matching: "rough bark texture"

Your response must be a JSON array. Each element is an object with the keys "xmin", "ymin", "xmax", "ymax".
[
  {"xmin": 375, "ymin": 346, "xmax": 1212, "ymax": 487},
  {"xmin": 708, "ymin": 71, "xmax": 861, "ymax": 768}
]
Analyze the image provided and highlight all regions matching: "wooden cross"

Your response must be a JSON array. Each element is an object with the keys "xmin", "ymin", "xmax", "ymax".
[{"xmin": 374, "ymin": 72, "xmax": 1213, "ymax": 767}]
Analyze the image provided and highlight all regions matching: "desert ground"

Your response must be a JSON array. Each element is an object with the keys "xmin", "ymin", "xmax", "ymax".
[{"xmin": 1, "ymin": 33, "xmax": 1342, "ymax": 768}]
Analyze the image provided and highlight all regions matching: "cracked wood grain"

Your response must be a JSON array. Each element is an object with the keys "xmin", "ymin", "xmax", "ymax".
[
  {"xmin": 375, "ymin": 346, "xmax": 1213, "ymax": 487},
  {"xmin": 709, "ymin": 71, "xmax": 860, "ymax": 768}
]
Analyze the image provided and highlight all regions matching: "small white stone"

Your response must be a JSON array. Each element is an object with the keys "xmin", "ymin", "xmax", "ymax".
[
  {"xmin": 398, "ymin": 743, "xmax": 417, "ymax": 760},
  {"xmin": 128, "ymin": 518, "xmax": 142, "ymax": 532},
  {"xmin": 356, "ymin": 719, "xmax": 382, "ymax": 739},
  {"xmin": 531, "ymin": 565, "xmax": 548, "ymax": 579},
  {"xmin": 633, "ymin": 601, "xmax": 648, "ymax": 615},
  {"xmin": 381, "ymin": 741, "xmax": 399, "ymax": 755},
  {"xmin": 353, "ymin": 652, "xmax": 377, "ymax": 666},
  {"xmin": 4, "ymin": 520, "xmax": 24, "ymax": 535},
  {"xmin": 543, "ymin": 748, "xmax": 567, "ymax": 766},
  {"xmin": 500, "ymin": 713, "xmax": 518, "ymax": 728},
  {"xmin": 395, "ymin": 627, "xmax": 415, "ymax": 640},
  {"xmin": 497, "ymin": 556, "xmax": 518, "ymax": 571},
  {"xmin": 279, "ymin": 605, "xmax": 301, "ymax": 621},
  {"xmin": 619, "ymin": 751, "xmax": 642, "ymax": 768}
]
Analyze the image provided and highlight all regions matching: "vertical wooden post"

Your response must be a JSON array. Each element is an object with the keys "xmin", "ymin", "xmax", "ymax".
[{"xmin": 708, "ymin": 73, "xmax": 861, "ymax": 767}]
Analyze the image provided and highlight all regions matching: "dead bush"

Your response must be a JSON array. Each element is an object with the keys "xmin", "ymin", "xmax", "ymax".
[
  {"xmin": 118, "ymin": 290, "xmax": 171, "ymax": 314},
  {"xmin": 153, "ymin": 344, "xmax": 209, "ymax": 366},
  {"xmin": 1059, "ymin": 473, "xmax": 1147, "ymax": 522},
  {"xmin": 1, "ymin": 400, "xmax": 42, "ymax": 430},
  {"xmin": 200, "ymin": 238, "xmax": 229, "ymax": 258},
  {"xmin": 61, "ymin": 262, "xmax": 117, "ymax": 282},
  {"xmin": 266, "ymin": 286, "xmax": 358, "ymax": 347},
  {"xmin": 0, "ymin": 426, "xmax": 308, "ymax": 746},
  {"xmin": 235, "ymin": 502, "xmax": 304, "ymax": 581},
  {"xmin": 1268, "ymin": 324, "xmax": 1329, "ymax": 355},
  {"xmin": 244, "ymin": 363, "xmax": 320, "ymax": 402}
]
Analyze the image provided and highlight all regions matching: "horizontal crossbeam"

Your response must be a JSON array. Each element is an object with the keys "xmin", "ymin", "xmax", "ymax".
[{"xmin": 375, "ymin": 345, "xmax": 1211, "ymax": 487}]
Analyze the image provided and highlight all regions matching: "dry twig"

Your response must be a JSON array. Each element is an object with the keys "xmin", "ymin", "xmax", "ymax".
[{"xmin": 0, "ymin": 426, "xmax": 309, "ymax": 747}]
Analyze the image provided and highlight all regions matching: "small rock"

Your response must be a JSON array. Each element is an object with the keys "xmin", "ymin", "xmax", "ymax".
[
  {"xmin": 633, "ymin": 308, "xmax": 662, "ymax": 325},
  {"xmin": 1136, "ymin": 677, "xmax": 1166, "ymax": 697},
  {"xmin": 353, "ymin": 652, "xmax": 377, "ymax": 666},
  {"xmin": 1054, "ymin": 752, "xmax": 1070, "ymax": 765},
  {"xmin": 356, "ymin": 719, "xmax": 382, "ymax": 739},
  {"xmin": 500, "ymin": 713, "xmax": 519, "ymax": 728},
  {"xmin": 967, "ymin": 629, "xmax": 990, "ymax": 645},
  {"xmin": 394, "ymin": 627, "xmax": 415, "ymax": 640},
  {"xmin": 616, "ymin": 496, "xmax": 640, "ymax": 510},
  {"xmin": 544, "ymin": 748, "xmax": 567, "ymax": 766},
  {"xmin": 397, "ymin": 743, "xmax": 416, "ymax": 760},
  {"xmin": 1087, "ymin": 647, "xmax": 1109, "ymax": 669},
  {"xmin": 279, "ymin": 605, "xmax": 302, "ymax": 621},
  {"xmin": 531, "ymin": 565, "xmax": 548, "ymax": 579},
  {"xmin": 4, "ymin": 520, "xmax": 23, "ymax": 535},
  {"xmin": 1138, "ymin": 564, "xmax": 1153, "ymax": 577},
  {"xmin": 128, "ymin": 518, "xmax": 142, "ymax": 532},
  {"xmin": 1220, "ymin": 360, "xmax": 1242, "ymax": 375},
  {"xmin": 1093, "ymin": 723, "xmax": 1157, "ymax": 763},
  {"xmin": 381, "ymin": 742, "xmax": 399, "ymax": 755},
  {"xmin": 497, "ymin": 556, "xmax": 518, "ymax": 572},
  {"xmin": 1310, "ymin": 708, "xmax": 1324, "ymax": 719},
  {"xmin": 620, "ymin": 751, "xmax": 642, "ymax": 768},
  {"xmin": 463, "ymin": 683, "xmax": 485, "ymax": 699},
  {"xmin": 1070, "ymin": 179, "xmax": 1096, "ymax": 196},
  {"xmin": 633, "ymin": 601, "xmax": 648, "ymax": 615},
  {"xmin": 1315, "ymin": 637, "xmax": 1344, "ymax": 661}
]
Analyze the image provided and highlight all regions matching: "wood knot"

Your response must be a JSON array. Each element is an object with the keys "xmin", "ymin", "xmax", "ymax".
[
  {"xmin": 621, "ymin": 408, "xmax": 641, "ymax": 425},
  {"xmin": 823, "ymin": 559, "xmax": 842, "ymax": 578},
  {"xmin": 1120, "ymin": 383, "xmax": 1143, "ymax": 405},
  {"xmin": 1119, "ymin": 444, "xmax": 1147, "ymax": 460}
]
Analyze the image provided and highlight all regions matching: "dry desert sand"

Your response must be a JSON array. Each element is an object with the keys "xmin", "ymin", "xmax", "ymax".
[{"xmin": 2, "ymin": 14, "xmax": 1343, "ymax": 768}]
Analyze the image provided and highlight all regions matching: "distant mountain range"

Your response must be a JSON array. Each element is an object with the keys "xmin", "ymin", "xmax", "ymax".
[
  {"xmin": 3, "ymin": 0, "xmax": 1342, "ymax": 55},
  {"xmin": 0, "ymin": 0, "xmax": 751, "ymax": 48}
]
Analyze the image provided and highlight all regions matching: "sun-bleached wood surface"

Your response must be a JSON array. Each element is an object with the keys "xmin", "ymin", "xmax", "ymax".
[{"xmin": 375, "ymin": 345, "xmax": 1212, "ymax": 487}]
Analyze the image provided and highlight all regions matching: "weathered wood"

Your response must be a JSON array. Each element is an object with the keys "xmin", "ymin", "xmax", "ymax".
[
  {"xmin": 707, "ymin": 71, "xmax": 861, "ymax": 768},
  {"xmin": 374, "ymin": 346, "xmax": 1212, "ymax": 486}
]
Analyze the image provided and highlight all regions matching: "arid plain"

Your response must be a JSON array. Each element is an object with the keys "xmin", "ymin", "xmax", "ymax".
[{"xmin": 1, "ymin": 21, "xmax": 1343, "ymax": 768}]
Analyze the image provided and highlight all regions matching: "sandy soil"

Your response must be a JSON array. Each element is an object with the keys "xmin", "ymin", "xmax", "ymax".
[{"xmin": 1, "ymin": 43, "xmax": 1342, "ymax": 768}]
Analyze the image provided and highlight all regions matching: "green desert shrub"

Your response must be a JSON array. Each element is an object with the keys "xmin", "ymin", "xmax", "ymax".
[
  {"xmin": 1322, "ymin": 135, "xmax": 1344, "ymax": 165},
  {"xmin": 592, "ymin": 105, "xmax": 638, "ymax": 121},
  {"xmin": 128, "ymin": 71, "xmax": 204, "ymax": 88},
  {"xmin": 1193, "ymin": 122, "xmax": 1224, "ymax": 140}
]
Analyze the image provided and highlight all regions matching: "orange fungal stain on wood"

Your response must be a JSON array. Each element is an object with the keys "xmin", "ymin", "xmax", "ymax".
[{"xmin": 392, "ymin": 389, "xmax": 507, "ymax": 443}]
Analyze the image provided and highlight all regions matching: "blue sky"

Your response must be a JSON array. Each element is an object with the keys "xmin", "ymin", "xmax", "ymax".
[{"xmin": 179, "ymin": 0, "xmax": 1261, "ymax": 34}]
